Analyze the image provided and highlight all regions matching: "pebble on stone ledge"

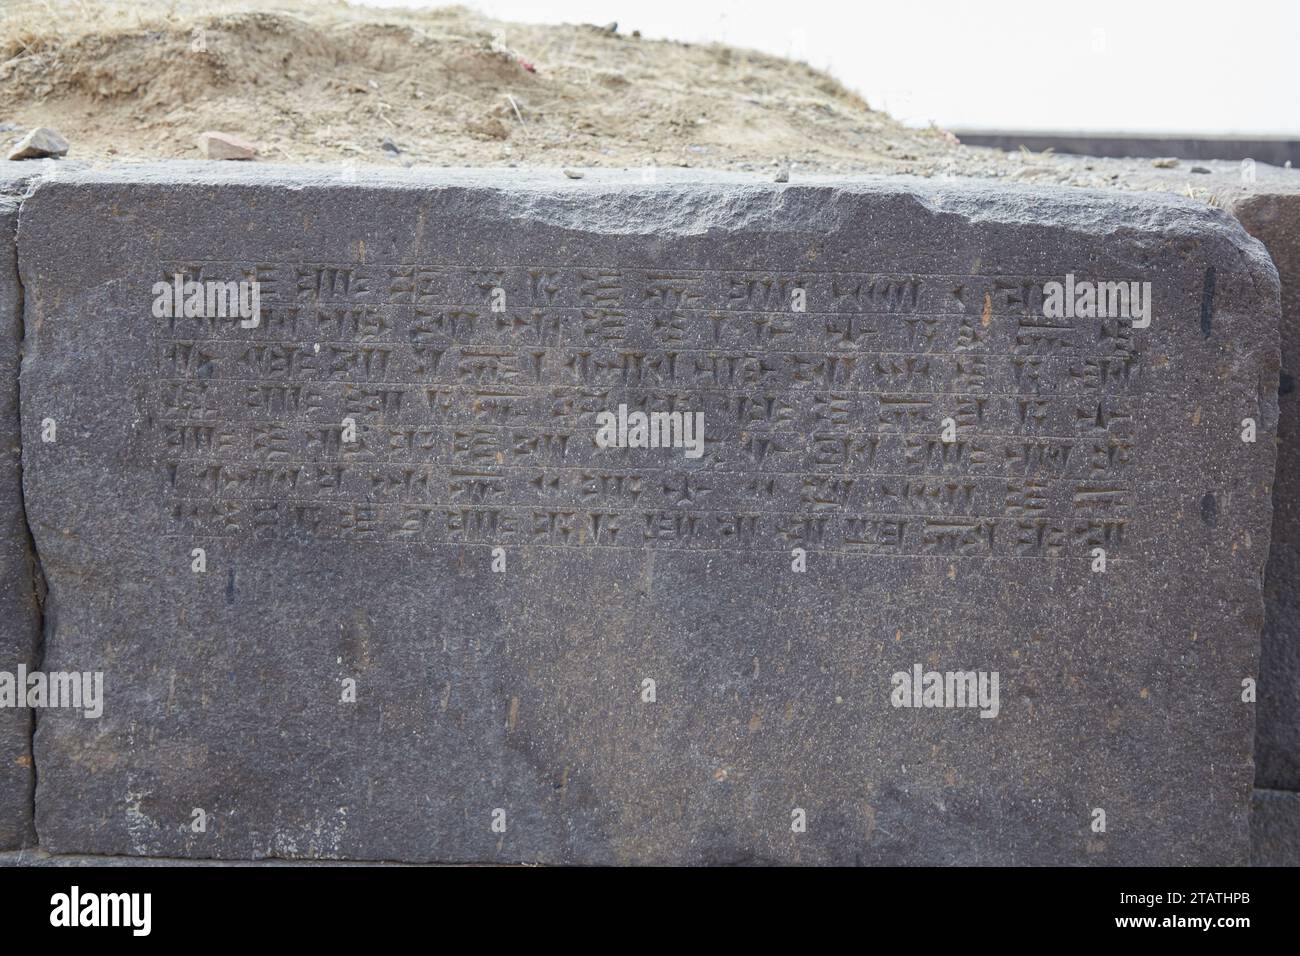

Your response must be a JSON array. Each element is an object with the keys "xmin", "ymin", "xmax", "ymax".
[
  {"xmin": 196, "ymin": 131, "xmax": 258, "ymax": 161},
  {"xmin": 6, "ymin": 127, "xmax": 70, "ymax": 161}
]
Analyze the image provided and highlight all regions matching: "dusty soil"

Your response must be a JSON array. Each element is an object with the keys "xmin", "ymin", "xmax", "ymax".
[
  {"xmin": 0, "ymin": 0, "xmax": 1016, "ymax": 175},
  {"xmin": 0, "ymin": 0, "xmax": 1261, "ymax": 207}
]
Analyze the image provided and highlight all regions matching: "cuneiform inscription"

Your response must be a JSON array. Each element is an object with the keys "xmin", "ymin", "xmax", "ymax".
[
  {"xmin": 153, "ymin": 262, "xmax": 1143, "ymax": 557},
  {"xmin": 168, "ymin": 500, "xmax": 1126, "ymax": 558}
]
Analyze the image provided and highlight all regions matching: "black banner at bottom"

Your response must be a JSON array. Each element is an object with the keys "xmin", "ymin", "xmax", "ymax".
[{"xmin": 0, "ymin": 860, "xmax": 1286, "ymax": 941}]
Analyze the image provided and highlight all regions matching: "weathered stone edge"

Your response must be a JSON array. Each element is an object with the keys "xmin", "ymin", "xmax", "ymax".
[{"xmin": 0, "ymin": 163, "xmax": 46, "ymax": 850}]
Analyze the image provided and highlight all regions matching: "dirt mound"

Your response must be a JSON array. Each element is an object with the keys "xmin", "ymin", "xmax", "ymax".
[{"xmin": 0, "ymin": 0, "xmax": 1011, "ymax": 174}]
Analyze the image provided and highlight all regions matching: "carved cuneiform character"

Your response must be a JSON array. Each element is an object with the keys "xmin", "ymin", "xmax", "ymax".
[{"xmin": 152, "ymin": 258, "xmax": 1138, "ymax": 557}]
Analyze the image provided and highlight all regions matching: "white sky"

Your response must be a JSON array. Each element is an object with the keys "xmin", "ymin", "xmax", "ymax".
[{"xmin": 354, "ymin": 0, "xmax": 1299, "ymax": 135}]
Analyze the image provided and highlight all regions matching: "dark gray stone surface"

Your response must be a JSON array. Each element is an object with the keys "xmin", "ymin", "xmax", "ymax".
[
  {"xmin": 15, "ymin": 165, "xmax": 1279, "ymax": 864},
  {"xmin": 1226, "ymin": 187, "xmax": 1300, "ymax": 793},
  {"xmin": 0, "ymin": 849, "xmax": 426, "ymax": 867},
  {"xmin": 1250, "ymin": 788, "xmax": 1300, "ymax": 866},
  {"xmin": 1006, "ymin": 157, "xmax": 1300, "ymax": 862},
  {"xmin": 1225, "ymin": 183, "xmax": 1300, "ymax": 870},
  {"xmin": 1116, "ymin": 166, "xmax": 1300, "ymax": 800},
  {"xmin": 0, "ymin": 163, "xmax": 42, "ymax": 850}
]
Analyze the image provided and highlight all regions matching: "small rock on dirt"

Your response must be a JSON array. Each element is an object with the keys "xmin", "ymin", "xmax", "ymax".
[
  {"xmin": 196, "ymin": 131, "xmax": 257, "ymax": 161},
  {"xmin": 7, "ymin": 127, "xmax": 70, "ymax": 161}
]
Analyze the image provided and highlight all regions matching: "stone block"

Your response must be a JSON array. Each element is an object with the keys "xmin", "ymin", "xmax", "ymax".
[{"xmin": 15, "ymin": 165, "xmax": 1279, "ymax": 863}]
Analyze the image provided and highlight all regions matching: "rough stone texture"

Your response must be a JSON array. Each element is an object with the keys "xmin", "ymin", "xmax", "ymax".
[
  {"xmin": 16, "ymin": 165, "xmax": 1279, "ymax": 864},
  {"xmin": 956, "ymin": 133, "xmax": 1300, "ymax": 168},
  {"xmin": 1222, "ymin": 181, "xmax": 1300, "ymax": 870},
  {"xmin": 1102, "ymin": 160, "xmax": 1300, "ymax": 850},
  {"xmin": 1224, "ymin": 186, "xmax": 1300, "ymax": 794},
  {"xmin": 0, "ymin": 163, "xmax": 41, "ymax": 850},
  {"xmin": 0, "ymin": 849, "xmax": 419, "ymax": 867},
  {"xmin": 1250, "ymin": 789, "xmax": 1300, "ymax": 866},
  {"xmin": 997, "ymin": 157, "xmax": 1300, "ymax": 859}
]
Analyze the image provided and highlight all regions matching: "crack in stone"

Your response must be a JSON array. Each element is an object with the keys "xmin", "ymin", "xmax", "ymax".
[{"xmin": 2, "ymin": 173, "xmax": 50, "ymax": 850}]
